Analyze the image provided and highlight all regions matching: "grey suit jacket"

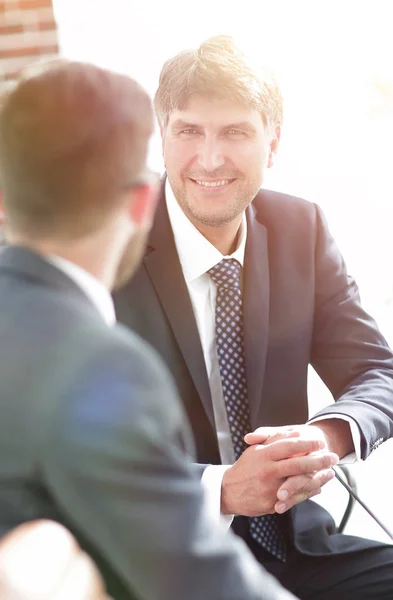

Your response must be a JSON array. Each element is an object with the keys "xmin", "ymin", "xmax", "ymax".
[
  {"xmin": 114, "ymin": 185, "xmax": 393, "ymax": 557},
  {"xmin": 0, "ymin": 246, "xmax": 296, "ymax": 600}
]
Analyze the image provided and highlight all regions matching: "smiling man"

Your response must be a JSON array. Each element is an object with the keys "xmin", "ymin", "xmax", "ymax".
[
  {"xmin": 162, "ymin": 95, "xmax": 276, "ymax": 255},
  {"xmin": 114, "ymin": 35, "xmax": 393, "ymax": 599}
]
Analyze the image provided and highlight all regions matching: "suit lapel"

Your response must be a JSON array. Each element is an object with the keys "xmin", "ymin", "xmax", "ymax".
[
  {"xmin": 243, "ymin": 202, "xmax": 270, "ymax": 426},
  {"xmin": 144, "ymin": 188, "xmax": 214, "ymax": 424}
]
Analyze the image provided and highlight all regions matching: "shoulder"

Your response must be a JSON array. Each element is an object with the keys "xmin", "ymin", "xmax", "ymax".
[
  {"xmin": 40, "ymin": 320, "xmax": 192, "ymax": 470},
  {"xmin": 249, "ymin": 189, "xmax": 332, "ymax": 245},
  {"xmin": 66, "ymin": 320, "xmax": 181, "ymax": 418},
  {"xmin": 252, "ymin": 188, "xmax": 318, "ymax": 225},
  {"xmin": 38, "ymin": 313, "xmax": 187, "ymax": 451},
  {"xmin": 92, "ymin": 322, "xmax": 178, "ymax": 399},
  {"xmin": 38, "ymin": 319, "xmax": 196, "ymax": 515}
]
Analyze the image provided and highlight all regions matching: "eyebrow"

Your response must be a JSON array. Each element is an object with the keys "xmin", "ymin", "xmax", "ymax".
[
  {"xmin": 170, "ymin": 119, "xmax": 257, "ymax": 133},
  {"xmin": 222, "ymin": 122, "xmax": 257, "ymax": 133},
  {"xmin": 170, "ymin": 119, "xmax": 201, "ymax": 130}
]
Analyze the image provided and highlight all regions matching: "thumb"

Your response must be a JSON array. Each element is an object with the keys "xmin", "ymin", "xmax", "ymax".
[{"xmin": 244, "ymin": 427, "xmax": 277, "ymax": 445}]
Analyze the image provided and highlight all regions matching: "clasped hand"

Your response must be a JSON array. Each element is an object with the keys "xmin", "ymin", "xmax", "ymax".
[{"xmin": 221, "ymin": 424, "xmax": 339, "ymax": 516}]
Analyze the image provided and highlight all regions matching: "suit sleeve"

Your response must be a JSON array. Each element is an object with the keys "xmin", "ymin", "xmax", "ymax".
[
  {"xmin": 41, "ymin": 328, "xmax": 295, "ymax": 600},
  {"xmin": 310, "ymin": 203, "xmax": 393, "ymax": 457}
]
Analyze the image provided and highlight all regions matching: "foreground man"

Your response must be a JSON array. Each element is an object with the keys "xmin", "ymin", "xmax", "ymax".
[
  {"xmin": 0, "ymin": 61, "xmax": 297, "ymax": 600},
  {"xmin": 114, "ymin": 36, "xmax": 393, "ymax": 598}
]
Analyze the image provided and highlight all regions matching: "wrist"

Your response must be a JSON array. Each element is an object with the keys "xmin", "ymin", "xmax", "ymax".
[
  {"xmin": 220, "ymin": 468, "xmax": 234, "ymax": 515},
  {"xmin": 312, "ymin": 419, "xmax": 353, "ymax": 458}
]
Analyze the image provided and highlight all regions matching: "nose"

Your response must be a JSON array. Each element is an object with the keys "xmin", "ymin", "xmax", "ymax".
[{"xmin": 196, "ymin": 135, "xmax": 225, "ymax": 172}]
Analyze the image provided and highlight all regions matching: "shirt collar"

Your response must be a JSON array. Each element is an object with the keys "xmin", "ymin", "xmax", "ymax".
[
  {"xmin": 165, "ymin": 179, "xmax": 247, "ymax": 283},
  {"xmin": 46, "ymin": 254, "xmax": 116, "ymax": 326}
]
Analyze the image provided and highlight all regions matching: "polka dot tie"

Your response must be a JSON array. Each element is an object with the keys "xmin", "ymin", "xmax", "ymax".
[{"xmin": 208, "ymin": 258, "xmax": 287, "ymax": 561}]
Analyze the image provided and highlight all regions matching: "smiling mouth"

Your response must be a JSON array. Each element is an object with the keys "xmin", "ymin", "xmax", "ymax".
[{"xmin": 189, "ymin": 178, "xmax": 235, "ymax": 188}]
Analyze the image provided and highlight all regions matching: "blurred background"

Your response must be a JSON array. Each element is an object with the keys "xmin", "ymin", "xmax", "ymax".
[{"xmin": 1, "ymin": 0, "xmax": 393, "ymax": 544}]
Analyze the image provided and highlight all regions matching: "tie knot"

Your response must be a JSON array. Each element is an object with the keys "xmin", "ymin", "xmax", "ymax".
[{"xmin": 208, "ymin": 258, "xmax": 242, "ymax": 289}]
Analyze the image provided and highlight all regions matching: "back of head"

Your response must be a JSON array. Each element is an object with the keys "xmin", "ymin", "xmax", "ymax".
[
  {"xmin": 0, "ymin": 61, "xmax": 153, "ymax": 241},
  {"xmin": 155, "ymin": 34, "xmax": 283, "ymax": 133}
]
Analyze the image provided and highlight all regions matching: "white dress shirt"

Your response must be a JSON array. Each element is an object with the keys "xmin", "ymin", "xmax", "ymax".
[
  {"xmin": 166, "ymin": 180, "xmax": 360, "ymax": 527},
  {"xmin": 166, "ymin": 180, "xmax": 247, "ymax": 467},
  {"xmin": 167, "ymin": 181, "xmax": 250, "ymax": 525},
  {"xmin": 46, "ymin": 254, "xmax": 116, "ymax": 327}
]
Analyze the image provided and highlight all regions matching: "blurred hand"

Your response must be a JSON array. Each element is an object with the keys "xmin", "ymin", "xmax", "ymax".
[{"xmin": 0, "ymin": 520, "xmax": 110, "ymax": 600}]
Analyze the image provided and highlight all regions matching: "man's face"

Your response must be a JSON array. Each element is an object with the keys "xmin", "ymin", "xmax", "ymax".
[{"xmin": 162, "ymin": 95, "xmax": 279, "ymax": 229}]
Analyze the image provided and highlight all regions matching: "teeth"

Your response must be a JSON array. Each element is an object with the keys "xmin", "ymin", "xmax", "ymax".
[{"xmin": 195, "ymin": 180, "xmax": 230, "ymax": 187}]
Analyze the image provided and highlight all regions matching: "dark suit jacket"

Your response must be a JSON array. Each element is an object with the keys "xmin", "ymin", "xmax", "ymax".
[
  {"xmin": 114, "ymin": 186, "xmax": 393, "ymax": 558},
  {"xmin": 0, "ymin": 246, "xmax": 294, "ymax": 600}
]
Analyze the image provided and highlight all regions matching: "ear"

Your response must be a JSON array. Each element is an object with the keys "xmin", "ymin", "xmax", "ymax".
[
  {"xmin": 267, "ymin": 125, "xmax": 281, "ymax": 169},
  {"xmin": 0, "ymin": 189, "xmax": 4, "ymax": 225},
  {"xmin": 127, "ymin": 182, "xmax": 159, "ymax": 232},
  {"xmin": 160, "ymin": 125, "xmax": 167, "ymax": 161}
]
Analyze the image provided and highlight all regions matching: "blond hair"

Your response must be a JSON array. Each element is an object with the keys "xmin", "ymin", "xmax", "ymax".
[{"xmin": 155, "ymin": 35, "xmax": 283, "ymax": 132}]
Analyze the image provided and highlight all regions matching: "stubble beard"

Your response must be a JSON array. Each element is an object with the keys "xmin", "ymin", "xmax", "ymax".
[{"xmin": 171, "ymin": 177, "xmax": 258, "ymax": 229}]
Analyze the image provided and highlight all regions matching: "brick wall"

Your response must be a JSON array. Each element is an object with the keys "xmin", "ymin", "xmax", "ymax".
[{"xmin": 0, "ymin": 0, "xmax": 59, "ymax": 92}]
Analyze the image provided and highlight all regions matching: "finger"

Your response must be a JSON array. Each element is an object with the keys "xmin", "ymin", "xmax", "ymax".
[
  {"xmin": 244, "ymin": 427, "xmax": 283, "ymax": 445},
  {"xmin": 275, "ymin": 487, "xmax": 322, "ymax": 514},
  {"xmin": 277, "ymin": 468, "xmax": 335, "ymax": 502},
  {"xmin": 245, "ymin": 427, "xmax": 301, "ymax": 446},
  {"xmin": 263, "ymin": 437, "xmax": 327, "ymax": 461},
  {"xmin": 275, "ymin": 451, "xmax": 339, "ymax": 478}
]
